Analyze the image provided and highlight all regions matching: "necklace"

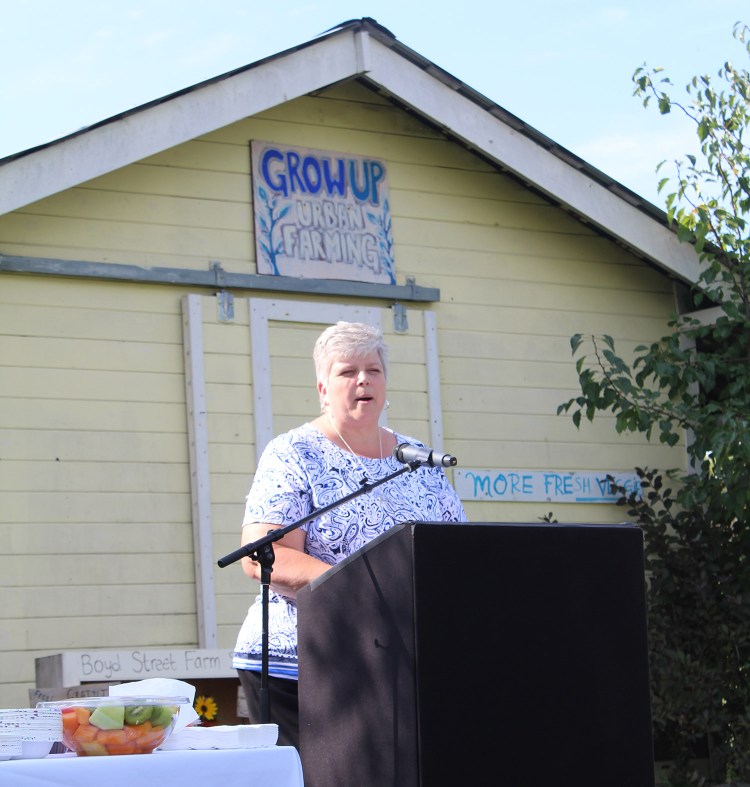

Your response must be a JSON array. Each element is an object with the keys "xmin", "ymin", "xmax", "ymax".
[{"xmin": 329, "ymin": 417, "xmax": 386, "ymax": 499}]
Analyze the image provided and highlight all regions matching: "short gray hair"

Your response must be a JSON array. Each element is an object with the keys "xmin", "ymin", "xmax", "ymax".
[{"xmin": 313, "ymin": 321, "xmax": 389, "ymax": 390}]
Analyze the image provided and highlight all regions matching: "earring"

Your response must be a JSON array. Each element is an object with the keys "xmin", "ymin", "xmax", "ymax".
[{"xmin": 384, "ymin": 399, "xmax": 390, "ymax": 410}]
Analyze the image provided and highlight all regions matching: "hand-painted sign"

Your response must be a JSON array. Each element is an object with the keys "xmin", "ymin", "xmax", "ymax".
[
  {"xmin": 251, "ymin": 141, "xmax": 395, "ymax": 283},
  {"xmin": 454, "ymin": 469, "xmax": 642, "ymax": 503},
  {"xmin": 36, "ymin": 649, "xmax": 235, "ymax": 687}
]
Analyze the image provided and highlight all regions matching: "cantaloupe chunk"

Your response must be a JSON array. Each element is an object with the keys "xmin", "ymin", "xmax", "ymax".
[
  {"xmin": 72, "ymin": 723, "xmax": 99, "ymax": 744},
  {"xmin": 96, "ymin": 728, "xmax": 129, "ymax": 746},
  {"xmin": 74, "ymin": 706, "xmax": 91, "ymax": 725},
  {"xmin": 61, "ymin": 708, "xmax": 80, "ymax": 737},
  {"xmin": 132, "ymin": 725, "xmax": 168, "ymax": 753}
]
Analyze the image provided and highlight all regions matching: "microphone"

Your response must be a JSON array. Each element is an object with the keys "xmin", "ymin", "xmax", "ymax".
[{"xmin": 393, "ymin": 443, "xmax": 458, "ymax": 468}]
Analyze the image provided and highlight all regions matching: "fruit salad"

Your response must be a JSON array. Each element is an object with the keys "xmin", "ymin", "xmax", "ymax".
[{"xmin": 39, "ymin": 697, "xmax": 186, "ymax": 756}]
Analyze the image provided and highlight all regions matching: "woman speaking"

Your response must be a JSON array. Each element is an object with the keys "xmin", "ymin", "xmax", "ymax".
[{"xmin": 232, "ymin": 321, "xmax": 467, "ymax": 747}]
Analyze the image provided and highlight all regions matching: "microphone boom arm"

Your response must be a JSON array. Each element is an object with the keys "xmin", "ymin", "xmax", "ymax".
[
  {"xmin": 216, "ymin": 443, "xmax": 456, "ymax": 726},
  {"xmin": 217, "ymin": 462, "xmax": 418, "ymax": 568}
]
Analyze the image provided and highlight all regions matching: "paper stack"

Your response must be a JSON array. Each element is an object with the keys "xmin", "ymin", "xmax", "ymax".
[
  {"xmin": 158, "ymin": 723, "xmax": 279, "ymax": 751},
  {"xmin": 0, "ymin": 707, "xmax": 62, "ymax": 760}
]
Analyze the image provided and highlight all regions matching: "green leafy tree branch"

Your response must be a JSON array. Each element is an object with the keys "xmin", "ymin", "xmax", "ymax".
[{"xmin": 559, "ymin": 22, "xmax": 750, "ymax": 785}]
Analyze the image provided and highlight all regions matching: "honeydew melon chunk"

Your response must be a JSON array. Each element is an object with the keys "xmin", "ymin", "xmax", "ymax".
[
  {"xmin": 80, "ymin": 740, "xmax": 109, "ymax": 756},
  {"xmin": 89, "ymin": 704, "xmax": 125, "ymax": 730}
]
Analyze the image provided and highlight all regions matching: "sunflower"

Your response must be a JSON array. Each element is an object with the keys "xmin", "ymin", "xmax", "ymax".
[{"xmin": 194, "ymin": 695, "xmax": 218, "ymax": 722}]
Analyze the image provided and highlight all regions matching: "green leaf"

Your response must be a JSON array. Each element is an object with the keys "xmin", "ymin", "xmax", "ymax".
[{"xmin": 560, "ymin": 48, "xmax": 750, "ymax": 772}]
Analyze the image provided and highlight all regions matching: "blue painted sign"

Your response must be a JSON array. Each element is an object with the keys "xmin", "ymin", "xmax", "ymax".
[
  {"xmin": 454, "ymin": 469, "xmax": 642, "ymax": 503},
  {"xmin": 251, "ymin": 141, "xmax": 395, "ymax": 283}
]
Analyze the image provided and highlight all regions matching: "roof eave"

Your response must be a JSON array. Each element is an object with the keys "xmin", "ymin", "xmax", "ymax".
[
  {"xmin": 357, "ymin": 33, "xmax": 701, "ymax": 285},
  {"xmin": 0, "ymin": 18, "xmax": 701, "ymax": 285},
  {"xmin": 0, "ymin": 26, "xmax": 372, "ymax": 216}
]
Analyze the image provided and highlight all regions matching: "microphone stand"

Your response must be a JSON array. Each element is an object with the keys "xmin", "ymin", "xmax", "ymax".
[{"xmin": 216, "ymin": 460, "xmax": 422, "ymax": 725}]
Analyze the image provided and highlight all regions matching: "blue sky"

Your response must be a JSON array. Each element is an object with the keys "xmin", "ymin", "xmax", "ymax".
[{"xmin": 1, "ymin": 0, "xmax": 747, "ymax": 206}]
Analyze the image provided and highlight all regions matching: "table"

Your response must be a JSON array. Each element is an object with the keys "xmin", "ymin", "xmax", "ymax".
[{"xmin": 0, "ymin": 746, "xmax": 304, "ymax": 786}]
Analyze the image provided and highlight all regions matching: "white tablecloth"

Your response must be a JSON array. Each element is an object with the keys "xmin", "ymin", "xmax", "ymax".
[{"xmin": 0, "ymin": 747, "xmax": 304, "ymax": 786}]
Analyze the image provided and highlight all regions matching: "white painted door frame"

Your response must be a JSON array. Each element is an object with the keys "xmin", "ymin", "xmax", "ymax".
[{"xmin": 183, "ymin": 295, "xmax": 445, "ymax": 647}]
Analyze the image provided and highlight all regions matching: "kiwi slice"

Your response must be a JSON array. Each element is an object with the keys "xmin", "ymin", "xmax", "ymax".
[
  {"xmin": 150, "ymin": 705, "xmax": 176, "ymax": 728},
  {"xmin": 123, "ymin": 704, "xmax": 153, "ymax": 725}
]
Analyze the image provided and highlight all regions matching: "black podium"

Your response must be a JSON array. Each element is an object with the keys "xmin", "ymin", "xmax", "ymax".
[{"xmin": 297, "ymin": 522, "xmax": 654, "ymax": 786}]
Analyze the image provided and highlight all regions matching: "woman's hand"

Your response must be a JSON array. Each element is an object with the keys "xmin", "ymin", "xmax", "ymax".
[{"xmin": 239, "ymin": 522, "xmax": 330, "ymax": 599}]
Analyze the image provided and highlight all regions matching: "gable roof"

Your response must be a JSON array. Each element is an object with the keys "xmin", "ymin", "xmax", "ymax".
[{"xmin": 0, "ymin": 17, "xmax": 700, "ymax": 285}]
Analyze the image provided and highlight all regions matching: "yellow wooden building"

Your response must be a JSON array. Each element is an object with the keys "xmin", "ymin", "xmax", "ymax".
[{"xmin": 0, "ymin": 18, "xmax": 699, "ymax": 709}]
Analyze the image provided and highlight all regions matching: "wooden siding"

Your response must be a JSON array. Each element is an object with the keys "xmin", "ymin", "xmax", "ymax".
[
  {"xmin": 203, "ymin": 298, "xmax": 436, "ymax": 649},
  {"xmin": 0, "ymin": 275, "xmax": 197, "ymax": 706},
  {"xmin": 0, "ymin": 80, "xmax": 682, "ymax": 707}
]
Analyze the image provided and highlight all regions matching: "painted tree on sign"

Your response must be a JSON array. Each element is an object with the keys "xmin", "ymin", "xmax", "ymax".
[{"xmin": 558, "ymin": 23, "xmax": 750, "ymax": 786}]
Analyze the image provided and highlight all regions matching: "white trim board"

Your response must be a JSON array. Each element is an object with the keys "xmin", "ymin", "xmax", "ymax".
[
  {"xmin": 248, "ymin": 299, "xmax": 445, "ymax": 461},
  {"xmin": 182, "ymin": 294, "xmax": 218, "ymax": 648},
  {"xmin": 249, "ymin": 299, "xmax": 382, "ymax": 460}
]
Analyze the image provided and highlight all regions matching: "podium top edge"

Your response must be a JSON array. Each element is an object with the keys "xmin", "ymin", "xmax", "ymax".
[
  {"xmin": 404, "ymin": 521, "xmax": 639, "ymax": 529},
  {"xmin": 300, "ymin": 522, "xmax": 641, "ymax": 596}
]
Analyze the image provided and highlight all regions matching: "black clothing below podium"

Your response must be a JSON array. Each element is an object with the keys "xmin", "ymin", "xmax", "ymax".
[{"xmin": 237, "ymin": 668, "xmax": 299, "ymax": 749}]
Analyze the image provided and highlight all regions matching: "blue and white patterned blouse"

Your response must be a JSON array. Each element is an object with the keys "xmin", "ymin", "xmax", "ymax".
[{"xmin": 232, "ymin": 423, "xmax": 467, "ymax": 679}]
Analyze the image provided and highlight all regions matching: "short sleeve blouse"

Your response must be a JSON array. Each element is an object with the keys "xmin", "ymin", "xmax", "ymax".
[{"xmin": 232, "ymin": 423, "xmax": 467, "ymax": 676}]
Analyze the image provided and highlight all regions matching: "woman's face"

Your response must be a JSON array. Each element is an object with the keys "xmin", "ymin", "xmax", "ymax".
[{"xmin": 319, "ymin": 351, "xmax": 386, "ymax": 428}]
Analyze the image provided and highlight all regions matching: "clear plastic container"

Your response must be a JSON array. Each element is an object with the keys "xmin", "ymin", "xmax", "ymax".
[{"xmin": 38, "ymin": 696, "xmax": 188, "ymax": 756}]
